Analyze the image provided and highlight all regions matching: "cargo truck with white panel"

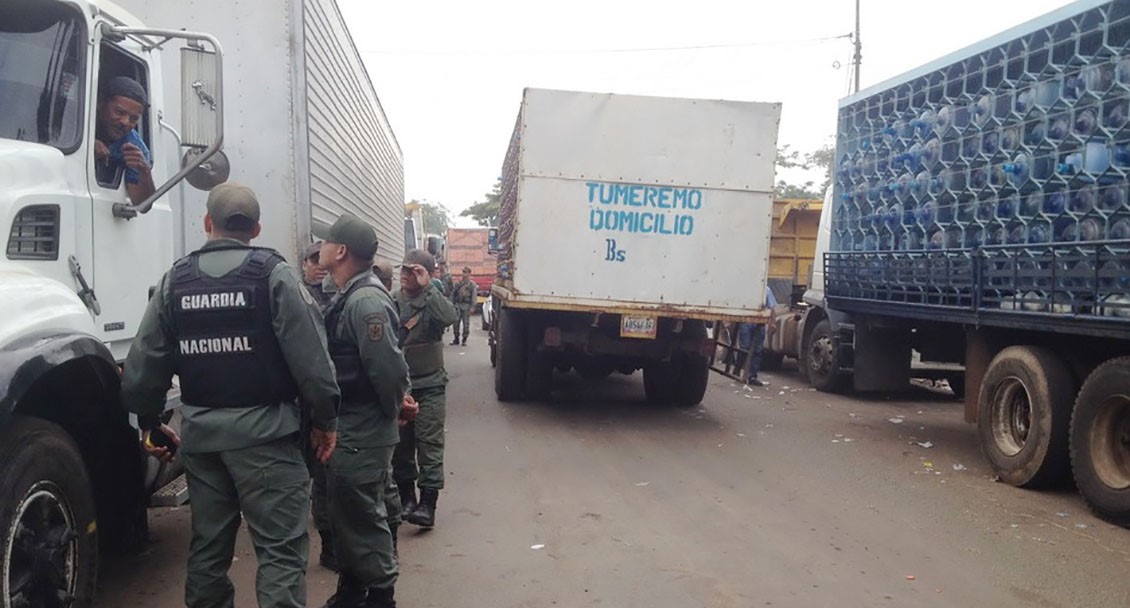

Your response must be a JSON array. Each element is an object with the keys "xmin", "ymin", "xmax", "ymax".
[
  {"xmin": 490, "ymin": 88, "xmax": 781, "ymax": 405},
  {"xmin": 0, "ymin": 0, "xmax": 402, "ymax": 603},
  {"xmin": 797, "ymin": 0, "xmax": 1130, "ymax": 525}
]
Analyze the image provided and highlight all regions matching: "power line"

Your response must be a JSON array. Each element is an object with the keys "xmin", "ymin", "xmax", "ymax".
[{"xmin": 358, "ymin": 33, "xmax": 853, "ymax": 57}]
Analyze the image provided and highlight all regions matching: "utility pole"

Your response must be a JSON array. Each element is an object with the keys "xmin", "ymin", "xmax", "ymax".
[{"xmin": 853, "ymin": 0, "xmax": 862, "ymax": 93}]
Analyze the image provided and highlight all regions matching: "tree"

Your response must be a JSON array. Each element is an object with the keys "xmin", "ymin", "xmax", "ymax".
[
  {"xmin": 461, "ymin": 178, "xmax": 502, "ymax": 227},
  {"xmin": 773, "ymin": 142, "xmax": 834, "ymax": 199},
  {"xmin": 406, "ymin": 199, "xmax": 451, "ymax": 235}
]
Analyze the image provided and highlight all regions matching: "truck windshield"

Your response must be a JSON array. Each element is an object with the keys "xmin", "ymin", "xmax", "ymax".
[{"xmin": 0, "ymin": 2, "xmax": 84, "ymax": 151}]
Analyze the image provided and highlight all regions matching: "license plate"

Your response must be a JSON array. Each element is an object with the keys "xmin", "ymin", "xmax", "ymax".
[{"xmin": 620, "ymin": 315, "xmax": 658, "ymax": 339}]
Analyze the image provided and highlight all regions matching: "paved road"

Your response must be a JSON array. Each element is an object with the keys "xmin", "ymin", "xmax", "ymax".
[{"xmin": 99, "ymin": 322, "xmax": 1130, "ymax": 607}]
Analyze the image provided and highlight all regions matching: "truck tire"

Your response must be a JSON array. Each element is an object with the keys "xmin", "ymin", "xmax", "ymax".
[
  {"xmin": 525, "ymin": 323, "xmax": 553, "ymax": 401},
  {"xmin": 1, "ymin": 416, "xmax": 98, "ymax": 608},
  {"xmin": 672, "ymin": 354, "xmax": 710, "ymax": 407},
  {"xmin": 494, "ymin": 308, "xmax": 527, "ymax": 401},
  {"xmin": 805, "ymin": 319, "xmax": 847, "ymax": 393},
  {"xmin": 977, "ymin": 346, "xmax": 1074, "ymax": 488},
  {"xmin": 1070, "ymin": 357, "xmax": 1130, "ymax": 526}
]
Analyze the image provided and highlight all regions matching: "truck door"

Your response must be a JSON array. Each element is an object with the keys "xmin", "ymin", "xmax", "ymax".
[{"xmin": 87, "ymin": 33, "xmax": 174, "ymax": 360}]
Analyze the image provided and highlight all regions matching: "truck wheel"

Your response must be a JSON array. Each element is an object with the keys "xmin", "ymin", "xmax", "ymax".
[
  {"xmin": 672, "ymin": 354, "xmax": 710, "ymax": 407},
  {"xmin": 494, "ymin": 309, "xmax": 527, "ymax": 402},
  {"xmin": 977, "ymin": 346, "xmax": 1074, "ymax": 488},
  {"xmin": 1070, "ymin": 357, "xmax": 1130, "ymax": 526},
  {"xmin": 643, "ymin": 362, "xmax": 676, "ymax": 405},
  {"xmin": 1, "ymin": 416, "xmax": 98, "ymax": 608},
  {"xmin": 805, "ymin": 319, "xmax": 846, "ymax": 392}
]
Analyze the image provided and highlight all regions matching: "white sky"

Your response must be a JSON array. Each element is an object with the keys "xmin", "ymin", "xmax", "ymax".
[{"xmin": 337, "ymin": 0, "xmax": 1073, "ymax": 226}]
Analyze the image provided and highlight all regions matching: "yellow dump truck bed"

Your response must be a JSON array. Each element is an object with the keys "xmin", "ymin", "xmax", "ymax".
[{"xmin": 768, "ymin": 198, "xmax": 822, "ymax": 288}]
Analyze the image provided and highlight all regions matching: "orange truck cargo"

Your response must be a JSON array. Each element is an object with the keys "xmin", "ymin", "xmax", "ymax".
[{"xmin": 445, "ymin": 228, "xmax": 496, "ymax": 305}]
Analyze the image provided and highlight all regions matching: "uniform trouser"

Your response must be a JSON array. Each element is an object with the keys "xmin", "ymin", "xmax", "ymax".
[
  {"xmin": 393, "ymin": 385, "xmax": 446, "ymax": 490},
  {"xmin": 452, "ymin": 305, "xmax": 472, "ymax": 341},
  {"xmin": 182, "ymin": 435, "xmax": 310, "ymax": 608},
  {"xmin": 326, "ymin": 445, "xmax": 398, "ymax": 590},
  {"xmin": 384, "ymin": 469, "xmax": 401, "ymax": 529}
]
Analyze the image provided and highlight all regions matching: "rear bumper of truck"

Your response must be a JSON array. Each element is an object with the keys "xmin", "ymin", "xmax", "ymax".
[{"xmin": 491, "ymin": 285, "xmax": 769, "ymax": 324}]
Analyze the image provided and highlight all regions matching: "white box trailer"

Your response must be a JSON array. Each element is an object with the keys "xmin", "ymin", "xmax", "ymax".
[
  {"xmin": 490, "ymin": 88, "xmax": 781, "ymax": 405},
  {"xmin": 116, "ymin": 0, "xmax": 406, "ymax": 265}
]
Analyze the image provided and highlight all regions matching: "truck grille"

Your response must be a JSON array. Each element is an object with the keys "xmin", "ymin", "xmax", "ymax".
[{"xmin": 7, "ymin": 205, "xmax": 60, "ymax": 261}]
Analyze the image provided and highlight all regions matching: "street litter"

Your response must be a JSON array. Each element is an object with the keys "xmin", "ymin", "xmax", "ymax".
[
  {"xmin": 906, "ymin": 575, "xmax": 916, "ymax": 581},
  {"xmin": 888, "ymin": 417, "xmax": 905, "ymax": 424},
  {"xmin": 779, "ymin": 391, "xmax": 786, "ymax": 395},
  {"xmin": 530, "ymin": 544, "xmax": 545, "ymax": 550},
  {"xmin": 1056, "ymin": 512, "xmax": 1070, "ymax": 518},
  {"xmin": 764, "ymin": 424, "xmax": 774, "ymax": 428},
  {"xmin": 1075, "ymin": 523, "xmax": 1088, "ymax": 529},
  {"xmin": 914, "ymin": 441, "xmax": 934, "ymax": 449},
  {"xmin": 634, "ymin": 482, "xmax": 649, "ymax": 487},
  {"xmin": 849, "ymin": 413, "xmax": 860, "ymax": 419},
  {"xmin": 952, "ymin": 464, "xmax": 966, "ymax": 471},
  {"xmin": 737, "ymin": 433, "xmax": 746, "ymax": 438}
]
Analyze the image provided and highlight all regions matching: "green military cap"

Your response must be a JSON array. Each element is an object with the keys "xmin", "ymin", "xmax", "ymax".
[
  {"xmin": 315, "ymin": 214, "xmax": 379, "ymax": 259},
  {"xmin": 400, "ymin": 248, "xmax": 435, "ymax": 273},
  {"xmin": 206, "ymin": 182, "xmax": 260, "ymax": 231}
]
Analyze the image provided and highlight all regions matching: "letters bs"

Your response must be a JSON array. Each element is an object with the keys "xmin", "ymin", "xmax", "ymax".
[{"xmin": 605, "ymin": 239, "xmax": 626, "ymax": 262}]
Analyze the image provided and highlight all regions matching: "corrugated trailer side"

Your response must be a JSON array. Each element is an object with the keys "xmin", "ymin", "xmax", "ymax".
[{"xmin": 300, "ymin": 0, "xmax": 405, "ymax": 266}]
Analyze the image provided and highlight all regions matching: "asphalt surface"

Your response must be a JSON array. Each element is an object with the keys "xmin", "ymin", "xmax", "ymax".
[{"xmin": 99, "ymin": 320, "xmax": 1130, "ymax": 607}]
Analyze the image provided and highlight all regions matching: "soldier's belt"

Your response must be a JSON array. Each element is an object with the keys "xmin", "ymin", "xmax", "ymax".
[{"xmin": 403, "ymin": 341, "xmax": 444, "ymax": 376}]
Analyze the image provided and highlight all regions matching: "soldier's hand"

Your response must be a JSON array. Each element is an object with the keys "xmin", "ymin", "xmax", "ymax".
[
  {"xmin": 310, "ymin": 428, "xmax": 338, "ymax": 464},
  {"xmin": 399, "ymin": 394, "xmax": 419, "ymax": 427},
  {"xmin": 142, "ymin": 424, "xmax": 180, "ymax": 463},
  {"xmin": 410, "ymin": 265, "xmax": 431, "ymax": 288}
]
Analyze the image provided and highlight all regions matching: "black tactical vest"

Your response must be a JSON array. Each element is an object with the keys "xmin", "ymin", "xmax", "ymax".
[
  {"xmin": 324, "ymin": 277, "xmax": 380, "ymax": 401},
  {"xmin": 170, "ymin": 246, "xmax": 299, "ymax": 408}
]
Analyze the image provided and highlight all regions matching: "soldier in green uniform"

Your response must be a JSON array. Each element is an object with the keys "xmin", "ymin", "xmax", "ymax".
[
  {"xmin": 316, "ymin": 214, "xmax": 410, "ymax": 608},
  {"xmin": 394, "ymin": 249, "xmax": 458, "ymax": 528},
  {"xmin": 121, "ymin": 183, "xmax": 341, "ymax": 608},
  {"xmin": 449, "ymin": 267, "xmax": 476, "ymax": 346}
]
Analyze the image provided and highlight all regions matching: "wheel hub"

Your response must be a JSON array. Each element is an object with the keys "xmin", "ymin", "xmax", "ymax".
[
  {"xmin": 1090, "ymin": 395, "xmax": 1130, "ymax": 491},
  {"xmin": 5, "ymin": 484, "xmax": 78, "ymax": 608},
  {"xmin": 809, "ymin": 336, "xmax": 834, "ymax": 376},
  {"xmin": 990, "ymin": 376, "xmax": 1032, "ymax": 457}
]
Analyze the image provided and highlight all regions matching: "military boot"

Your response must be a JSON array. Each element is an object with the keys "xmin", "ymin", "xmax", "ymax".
[
  {"xmin": 398, "ymin": 483, "xmax": 417, "ymax": 518},
  {"xmin": 450, "ymin": 337, "xmax": 460, "ymax": 345},
  {"xmin": 321, "ymin": 573, "xmax": 367, "ymax": 608},
  {"xmin": 364, "ymin": 586, "xmax": 397, "ymax": 608},
  {"xmin": 405, "ymin": 488, "xmax": 438, "ymax": 528},
  {"xmin": 461, "ymin": 337, "xmax": 467, "ymax": 346}
]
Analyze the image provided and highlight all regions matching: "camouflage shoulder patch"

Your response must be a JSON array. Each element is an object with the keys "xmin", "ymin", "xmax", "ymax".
[
  {"xmin": 368, "ymin": 320, "xmax": 385, "ymax": 342},
  {"xmin": 404, "ymin": 314, "xmax": 420, "ymax": 330}
]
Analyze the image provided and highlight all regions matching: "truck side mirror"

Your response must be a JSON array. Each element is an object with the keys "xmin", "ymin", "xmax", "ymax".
[{"xmin": 180, "ymin": 43, "xmax": 227, "ymax": 190}]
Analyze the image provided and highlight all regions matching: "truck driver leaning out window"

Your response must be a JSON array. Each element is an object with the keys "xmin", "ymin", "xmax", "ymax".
[{"xmin": 94, "ymin": 75, "xmax": 155, "ymax": 205}]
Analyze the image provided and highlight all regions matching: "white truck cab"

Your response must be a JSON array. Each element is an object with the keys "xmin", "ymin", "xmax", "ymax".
[{"xmin": 1, "ymin": 1, "xmax": 223, "ymax": 604}]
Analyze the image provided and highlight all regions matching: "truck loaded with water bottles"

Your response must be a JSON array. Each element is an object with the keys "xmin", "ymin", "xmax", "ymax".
[
  {"xmin": 0, "ymin": 0, "xmax": 404, "ymax": 605},
  {"xmin": 794, "ymin": 0, "xmax": 1130, "ymax": 526}
]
